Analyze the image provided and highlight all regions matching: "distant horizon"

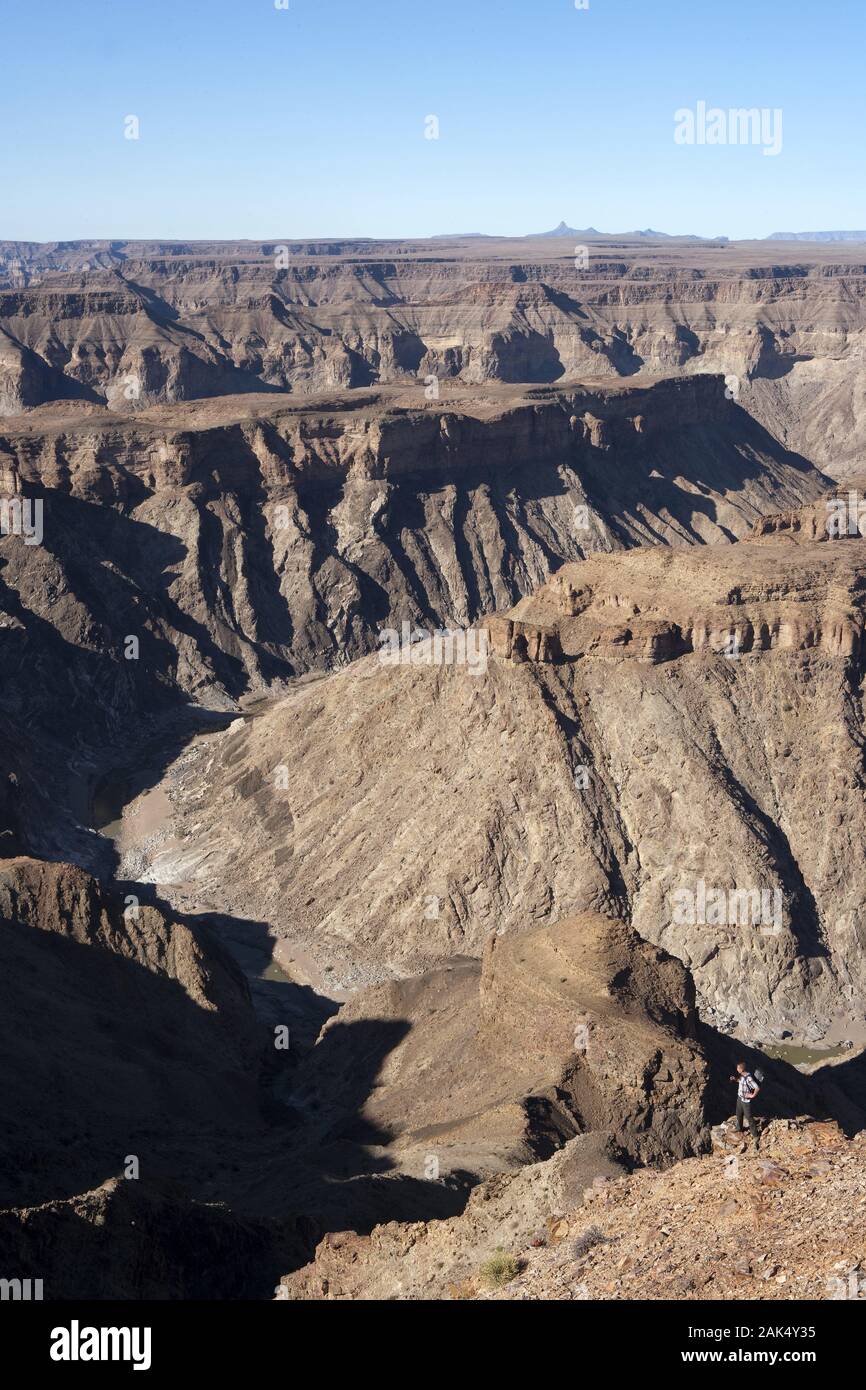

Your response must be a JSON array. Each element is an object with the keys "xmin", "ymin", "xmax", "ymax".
[{"xmin": 5, "ymin": 226, "xmax": 866, "ymax": 248}]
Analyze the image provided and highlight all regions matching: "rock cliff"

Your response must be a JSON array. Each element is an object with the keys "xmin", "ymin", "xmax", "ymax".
[
  {"xmin": 130, "ymin": 530, "xmax": 866, "ymax": 1042},
  {"xmin": 2, "ymin": 235, "xmax": 864, "ymax": 477}
]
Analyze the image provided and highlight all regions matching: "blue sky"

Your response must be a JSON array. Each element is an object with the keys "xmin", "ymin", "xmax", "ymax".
[{"xmin": 1, "ymin": 0, "xmax": 863, "ymax": 241}]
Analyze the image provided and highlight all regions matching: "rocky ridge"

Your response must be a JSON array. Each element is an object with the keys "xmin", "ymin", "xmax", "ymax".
[
  {"xmin": 2, "ymin": 235, "xmax": 865, "ymax": 478},
  {"xmin": 277, "ymin": 1118, "xmax": 866, "ymax": 1301},
  {"xmin": 125, "ymin": 527, "xmax": 866, "ymax": 1044}
]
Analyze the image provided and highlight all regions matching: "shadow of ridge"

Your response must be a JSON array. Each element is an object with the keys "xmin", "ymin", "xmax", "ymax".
[
  {"xmin": 107, "ymin": 886, "xmax": 466, "ymax": 1230},
  {"xmin": 0, "ymin": 883, "xmax": 471, "ymax": 1294},
  {"xmin": 809, "ymin": 1048, "xmax": 866, "ymax": 1136},
  {"xmin": 125, "ymin": 883, "xmax": 340, "ymax": 1052},
  {"xmin": 251, "ymin": 1019, "xmax": 474, "ymax": 1264},
  {"xmin": 151, "ymin": 900, "xmax": 484, "ymax": 1236}
]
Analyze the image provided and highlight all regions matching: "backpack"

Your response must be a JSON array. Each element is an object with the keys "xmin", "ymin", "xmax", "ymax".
[{"xmin": 754, "ymin": 1068, "xmax": 765, "ymax": 1084}]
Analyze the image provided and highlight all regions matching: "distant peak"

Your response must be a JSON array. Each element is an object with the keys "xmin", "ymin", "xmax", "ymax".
[
  {"xmin": 526, "ymin": 223, "xmax": 724, "ymax": 242},
  {"xmin": 529, "ymin": 221, "xmax": 599, "ymax": 239}
]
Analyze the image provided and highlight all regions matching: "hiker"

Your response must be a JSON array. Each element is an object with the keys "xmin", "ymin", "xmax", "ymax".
[{"xmin": 730, "ymin": 1062, "xmax": 761, "ymax": 1144}]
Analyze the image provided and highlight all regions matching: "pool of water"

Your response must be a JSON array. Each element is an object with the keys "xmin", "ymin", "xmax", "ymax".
[{"xmin": 260, "ymin": 957, "xmax": 295, "ymax": 985}]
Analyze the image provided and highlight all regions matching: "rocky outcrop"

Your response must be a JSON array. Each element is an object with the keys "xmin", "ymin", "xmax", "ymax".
[
  {"xmin": 284, "ymin": 913, "xmax": 709, "ymax": 1187},
  {"xmin": 506, "ymin": 539, "xmax": 866, "ymax": 663},
  {"xmin": 129, "ymin": 531, "xmax": 866, "ymax": 1043},
  {"xmin": 278, "ymin": 1118, "xmax": 866, "ymax": 1301}
]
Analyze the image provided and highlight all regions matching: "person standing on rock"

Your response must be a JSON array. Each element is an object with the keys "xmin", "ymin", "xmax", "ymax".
[{"xmin": 731, "ymin": 1062, "xmax": 761, "ymax": 1145}]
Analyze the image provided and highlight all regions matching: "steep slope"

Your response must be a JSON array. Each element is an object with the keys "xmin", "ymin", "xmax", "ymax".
[
  {"xmin": 278, "ymin": 1117, "xmax": 866, "ymax": 1302},
  {"xmin": 0, "ymin": 375, "xmax": 826, "ymax": 862},
  {"xmin": 125, "ymin": 528, "xmax": 866, "ymax": 1043}
]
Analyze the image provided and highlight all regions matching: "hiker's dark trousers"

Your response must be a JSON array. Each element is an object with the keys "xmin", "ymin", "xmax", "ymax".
[{"xmin": 736, "ymin": 1099, "xmax": 759, "ymax": 1140}]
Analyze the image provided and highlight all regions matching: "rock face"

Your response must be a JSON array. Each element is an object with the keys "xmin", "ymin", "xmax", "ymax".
[
  {"xmin": 0, "ymin": 857, "xmax": 262, "ymax": 1210},
  {"xmin": 0, "ymin": 376, "xmax": 825, "ymax": 694},
  {"xmin": 0, "ymin": 373, "xmax": 826, "ymax": 863},
  {"xmin": 0, "ymin": 1178, "xmax": 293, "ymax": 1302},
  {"xmin": 1, "ymin": 235, "xmax": 866, "ymax": 480},
  {"xmin": 133, "ymin": 529, "xmax": 866, "ymax": 1042},
  {"xmin": 277, "ymin": 1118, "xmax": 866, "ymax": 1301},
  {"xmin": 285, "ymin": 913, "xmax": 709, "ymax": 1186}
]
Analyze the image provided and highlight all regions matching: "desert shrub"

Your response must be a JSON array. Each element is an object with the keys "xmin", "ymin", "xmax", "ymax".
[
  {"xmin": 572, "ymin": 1225, "xmax": 607, "ymax": 1259},
  {"xmin": 478, "ymin": 1249, "xmax": 520, "ymax": 1289}
]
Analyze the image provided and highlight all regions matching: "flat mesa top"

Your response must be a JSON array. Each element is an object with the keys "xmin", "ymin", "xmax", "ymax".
[
  {"xmin": 0, "ymin": 374, "xmax": 704, "ymax": 437},
  {"xmin": 506, "ymin": 535, "xmax": 866, "ymax": 645},
  {"xmin": 3, "ymin": 235, "xmax": 866, "ymax": 276}
]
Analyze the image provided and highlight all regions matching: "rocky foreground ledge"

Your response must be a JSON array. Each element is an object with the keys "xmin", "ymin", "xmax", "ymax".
[{"xmin": 277, "ymin": 1118, "xmax": 866, "ymax": 1301}]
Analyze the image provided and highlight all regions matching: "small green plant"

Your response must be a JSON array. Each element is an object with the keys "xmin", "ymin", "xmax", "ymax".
[{"xmin": 478, "ymin": 1249, "xmax": 520, "ymax": 1289}]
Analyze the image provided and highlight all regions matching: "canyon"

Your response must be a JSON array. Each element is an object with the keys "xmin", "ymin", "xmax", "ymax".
[
  {"xmin": 110, "ymin": 526, "xmax": 866, "ymax": 1047},
  {"xmin": 2, "ymin": 235, "xmax": 866, "ymax": 1302},
  {"xmin": 2, "ymin": 233, "xmax": 866, "ymax": 478}
]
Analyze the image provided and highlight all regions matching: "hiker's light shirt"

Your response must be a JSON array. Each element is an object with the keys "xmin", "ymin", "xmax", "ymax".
[{"xmin": 738, "ymin": 1073, "xmax": 758, "ymax": 1101}]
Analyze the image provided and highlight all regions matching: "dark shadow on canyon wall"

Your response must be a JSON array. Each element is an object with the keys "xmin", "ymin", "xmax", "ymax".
[
  {"xmin": 3, "ymin": 859, "xmax": 866, "ymax": 1299},
  {"xmin": 0, "ymin": 896, "xmax": 469, "ymax": 1297}
]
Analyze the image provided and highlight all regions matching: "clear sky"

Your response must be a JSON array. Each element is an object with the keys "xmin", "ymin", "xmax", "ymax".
[{"xmin": 1, "ymin": 0, "xmax": 863, "ymax": 242}]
